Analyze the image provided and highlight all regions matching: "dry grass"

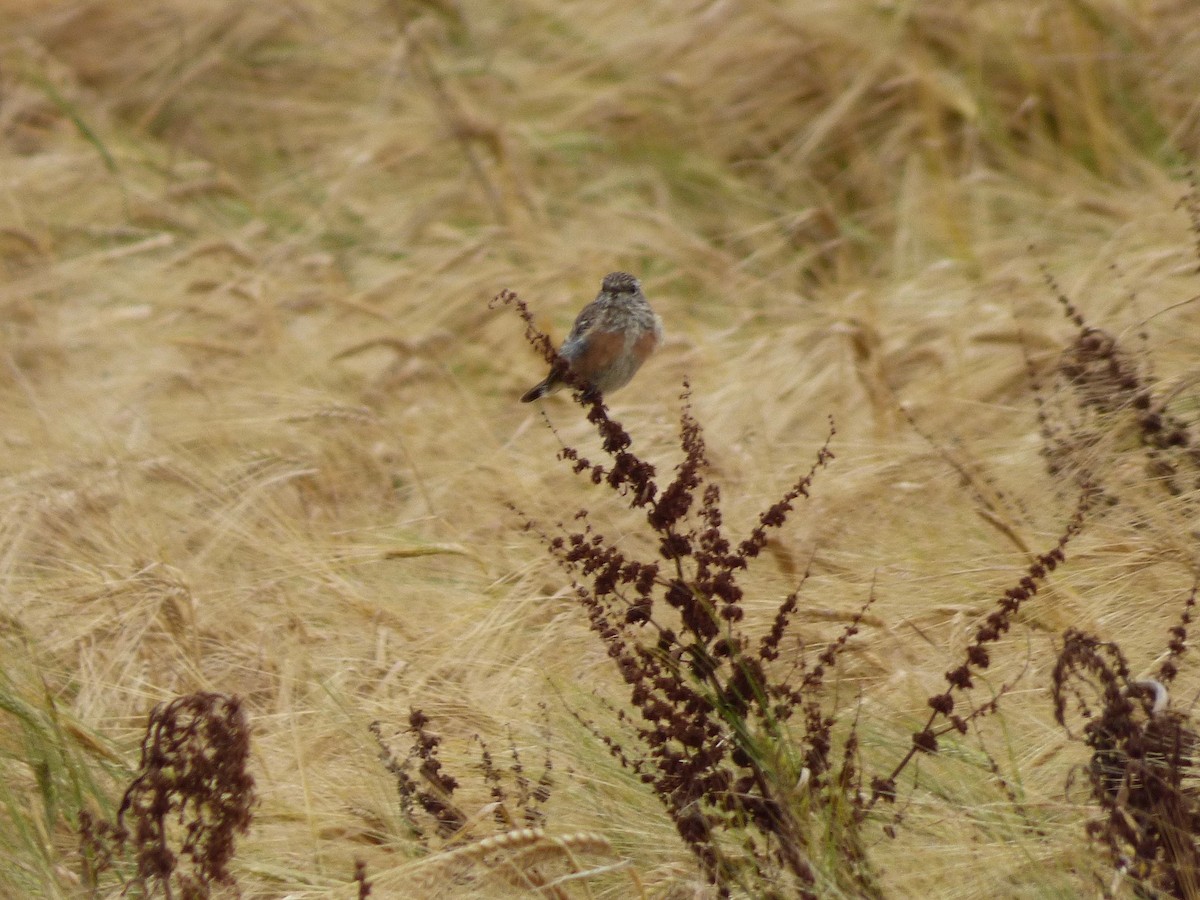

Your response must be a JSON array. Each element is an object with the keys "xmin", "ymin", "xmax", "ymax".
[{"xmin": 3, "ymin": 0, "xmax": 1200, "ymax": 896}]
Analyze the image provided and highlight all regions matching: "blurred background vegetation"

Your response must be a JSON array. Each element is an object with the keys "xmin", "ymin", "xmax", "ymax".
[{"xmin": 3, "ymin": 1, "xmax": 1200, "ymax": 896}]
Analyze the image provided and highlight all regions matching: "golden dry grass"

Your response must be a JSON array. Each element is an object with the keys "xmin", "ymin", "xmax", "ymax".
[{"xmin": 3, "ymin": 0, "xmax": 1200, "ymax": 896}]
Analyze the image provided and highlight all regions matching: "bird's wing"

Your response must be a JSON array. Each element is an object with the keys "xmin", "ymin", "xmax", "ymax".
[{"xmin": 564, "ymin": 298, "xmax": 604, "ymax": 345}]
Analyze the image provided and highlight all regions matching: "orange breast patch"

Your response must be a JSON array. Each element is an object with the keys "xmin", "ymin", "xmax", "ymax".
[
  {"xmin": 631, "ymin": 329, "xmax": 658, "ymax": 364},
  {"xmin": 571, "ymin": 329, "xmax": 625, "ymax": 382}
]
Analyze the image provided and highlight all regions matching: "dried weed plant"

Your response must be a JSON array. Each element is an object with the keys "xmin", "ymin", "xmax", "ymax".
[
  {"xmin": 353, "ymin": 857, "xmax": 372, "ymax": 898},
  {"xmin": 371, "ymin": 710, "xmax": 631, "ymax": 898},
  {"xmin": 492, "ymin": 286, "xmax": 1106, "ymax": 898},
  {"xmin": 1053, "ymin": 583, "xmax": 1199, "ymax": 898},
  {"xmin": 493, "ymin": 285, "xmax": 862, "ymax": 898},
  {"xmin": 80, "ymin": 692, "xmax": 256, "ymax": 899},
  {"xmin": 1030, "ymin": 199, "xmax": 1200, "ymax": 898},
  {"xmin": 1031, "ymin": 264, "xmax": 1200, "ymax": 513}
]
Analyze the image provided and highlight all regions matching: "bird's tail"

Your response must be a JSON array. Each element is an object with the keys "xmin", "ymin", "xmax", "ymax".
[{"xmin": 521, "ymin": 380, "xmax": 550, "ymax": 403}]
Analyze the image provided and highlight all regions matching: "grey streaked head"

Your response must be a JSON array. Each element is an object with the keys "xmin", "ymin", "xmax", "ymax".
[{"xmin": 601, "ymin": 271, "xmax": 640, "ymax": 294}]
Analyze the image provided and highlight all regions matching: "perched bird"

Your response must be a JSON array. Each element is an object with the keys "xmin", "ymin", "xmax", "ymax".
[{"xmin": 521, "ymin": 271, "xmax": 663, "ymax": 402}]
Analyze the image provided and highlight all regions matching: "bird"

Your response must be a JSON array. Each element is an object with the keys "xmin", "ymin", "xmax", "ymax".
[{"xmin": 521, "ymin": 271, "xmax": 663, "ymax": 402}]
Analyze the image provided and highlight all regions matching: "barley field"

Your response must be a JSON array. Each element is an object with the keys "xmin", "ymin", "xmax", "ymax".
[{"xmin": 3, "ymin": 2, "xmax": 1200, "ymax": 897}]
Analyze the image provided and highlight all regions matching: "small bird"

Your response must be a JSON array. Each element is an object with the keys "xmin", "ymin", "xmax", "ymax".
[{"xmin": 521, "ymin": 271, "xmax": 663, "ymax": 402}]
